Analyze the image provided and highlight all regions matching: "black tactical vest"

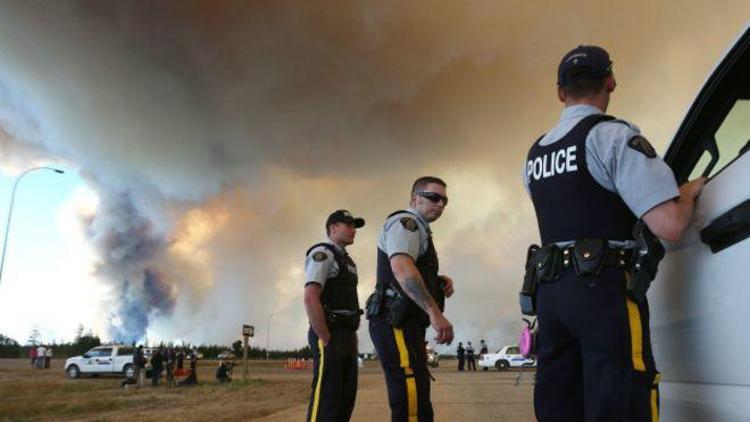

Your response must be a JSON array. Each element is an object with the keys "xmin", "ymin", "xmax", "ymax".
[
  {"xmin": 305, "ymin": 243, "xmax": 359, "ymax": 311},
  {"xmin": 527, "ymin": 114, "xmax": 637, "ymax": 245},
  {"xmin": 376, "ymin": 210, "xmax": 442, "ymax": 324}
]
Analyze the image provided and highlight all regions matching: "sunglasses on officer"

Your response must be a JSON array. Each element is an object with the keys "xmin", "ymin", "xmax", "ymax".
[{"xmin": 416, "ymin": 191, "xmax": 449, "ymax": 205}]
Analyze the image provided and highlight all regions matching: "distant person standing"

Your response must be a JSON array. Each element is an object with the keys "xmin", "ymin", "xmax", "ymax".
[
  {"xmin": 479, "ymin": 340, "xmax": 489, "ymax": 371},
  {"xmin": 466, "ymin": 342, "xmax": 476, "ymax": 372},
  {"xmin": 134, "ymin": 345, "xmax": 146, "ymax": 388},
  {"xmin": 176, "ymin": 348, "xmax": 185, "ymax": 370},
  {"xmin": 35, "ymin": 345, "xmax": 46, "ymax": 369},
  {"xmin": 29, "ymin": 347, "xmax": 37, "ymax": 369},
  {"xmin": 456, "ymin": 342, "xmax": 465, "ymax": 371},
  {"xmin": 45, "ymin": 346, "xmax": 52, "ymax": 369},
  {"xmin": 151, "ymin": 349, "xmax": 163, "ymax": 386},
  {"xmin": 166, "ymin": 348, "xmax": 176, "ymax": 387}
]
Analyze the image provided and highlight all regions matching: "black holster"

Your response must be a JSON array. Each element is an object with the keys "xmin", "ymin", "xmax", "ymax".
[
  {"xmin": 628, "ymin": 221, "xmax": 665, "ymax": 303},
  {"xmin": 384, "ymin": 290, "xmax": 413, "ymax": 327},
  {"xmin": 365, "ymin": 289, "xmax": 385, "ymax": 319},
  {"xmin": 520, "ymin": 244, "xmax": 541, "ymax": 316},
  {"xmin": 572, "ymin": 238, "xmax": 608, "ymax": 276}
]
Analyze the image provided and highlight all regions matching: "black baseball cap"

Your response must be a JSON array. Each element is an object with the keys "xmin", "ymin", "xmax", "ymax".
[
  {"xmin": 557, "ymin": 45, "xmax": 612, "ymax": 87},
  {"xmin": 326, "ymin": 210, "xmax": 365, "ymax": 229}
]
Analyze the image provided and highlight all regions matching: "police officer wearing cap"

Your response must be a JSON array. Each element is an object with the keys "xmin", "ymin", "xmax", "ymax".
[
  {"xmin": 366, "ymin": 176, "xmax": 455, "ymax": 422},
  {"xmin": 304, "ymin": 210, "xmax": 365, "ymax": 422},
  {"xmin": 524, "ymin": 45, "xmax": 705, "ymax": 421}
]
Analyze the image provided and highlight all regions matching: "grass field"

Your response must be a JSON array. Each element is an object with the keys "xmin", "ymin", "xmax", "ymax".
[{"xmin": 0, "ymin": 359, "xmax": 310, "ymax": 421}]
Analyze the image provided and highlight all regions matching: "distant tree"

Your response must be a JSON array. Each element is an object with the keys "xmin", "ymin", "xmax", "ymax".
[
  {"xmin": 0, "ymin": 334, "xmax": 22, "ymax": 358},
  {"xmin": 74, "ymin": 324, "xmax": 84, "ymax": 342},
  {"xmin": 69, "ymin": 334, "xmax": 101, "ymax": 357},
  {"xmin": 27, "ymin": 328, "xmax": 41, "ymax": 346},
  {"xmin": 232, "ymin": 340, "xmax": 242, "ymax": 357}
]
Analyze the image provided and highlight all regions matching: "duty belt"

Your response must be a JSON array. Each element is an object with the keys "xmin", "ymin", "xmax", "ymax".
[
  {"xmin": 324, "ymin": 308, "xmax": 363, "ymax": 331},
  {"xmin": 533, "ymin": 239, "xmax": 635, "ymax": 283}
]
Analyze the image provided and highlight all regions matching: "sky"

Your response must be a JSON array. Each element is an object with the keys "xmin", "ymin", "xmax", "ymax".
[{"xmin": 0, "ymin": 1, "xmax": 748, "ymax": 353}]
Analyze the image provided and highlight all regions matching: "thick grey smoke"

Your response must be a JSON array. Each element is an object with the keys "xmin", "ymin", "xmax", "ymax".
[
  {"xmin": 85, "ymin": 191, "xmax": 176, "ymax": 343},
  {"xmin": 0, "ymin": 1, "xmax": 748, "ymax": 347}
]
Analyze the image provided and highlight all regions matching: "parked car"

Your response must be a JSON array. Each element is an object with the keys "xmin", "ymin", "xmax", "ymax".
[
  {"xmin": 477, "ymin": 345, "xmax": 535, "ymax": 371},
  {"xmin": 65, "ymin": 345, "xmax": 135, "ymax": 379},
  {"xmin": 649, "ymin": 23, "xmax": 750, "ymax": 421},
  {"xmin": 217, "ymin": 350, "xmax": 235, "ymax": 360},
  {"xmin": 426, "ymin": 347, "xmax": 439, "ymax": 368}
]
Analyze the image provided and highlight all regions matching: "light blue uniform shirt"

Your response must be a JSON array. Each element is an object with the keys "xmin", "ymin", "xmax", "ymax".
[
  {"xmin": 377, "ymin": 207, "xmax": 432, "ymax": 261},
  {"xmin": 304, "ymin": 239, "xmax": 351, "ymax": 288},
  {"xmin": 523, "ymin": 105, "xmax": 679, "ymax": 218}
]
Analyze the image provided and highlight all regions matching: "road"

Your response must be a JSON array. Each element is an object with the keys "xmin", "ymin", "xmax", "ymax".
[{"xmin": 260, "ymin": 363, "xmax": 536, "ymax": 421}]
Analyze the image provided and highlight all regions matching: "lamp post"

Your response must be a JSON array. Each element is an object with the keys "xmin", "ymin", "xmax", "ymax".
[
  {"xmin": 266, "ymin": 312, "xmax": 275, "ymax": 360},
  {"xmin": 0, "ymin": 166, "xmax": 64, "ymax": 285}
]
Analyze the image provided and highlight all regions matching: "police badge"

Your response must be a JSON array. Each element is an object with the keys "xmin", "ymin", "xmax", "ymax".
[
  {"xmin": 627, "ymin": 135, "xmax": 657, "ymax": 158},
  {"xmin": 400, "ymin": 217, "xmax": 418, "ymax": 232}
]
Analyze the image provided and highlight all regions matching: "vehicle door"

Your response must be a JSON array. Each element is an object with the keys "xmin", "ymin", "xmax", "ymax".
[
  {"xmin": 88, "ymin": 347, "xmax": 114, "ymax": 373},
  {"xmin": 113, "ymin": 347, "xmax": 134, "ymax": 372},
  {"xmin": 650, "ymin": 24, "xmax": 750, "ymax": 422},
  {"xmin": 504, "ymin": 346, "xmax": 530, "ymax": 367}
]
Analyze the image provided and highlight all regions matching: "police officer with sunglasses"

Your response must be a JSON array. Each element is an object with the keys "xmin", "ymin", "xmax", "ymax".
[
  {"xmin": 366, "ymin": 176, "xmax": 455, "ymax": 421},
  {"xmin": 304, "ymin": 210, "xmax": 365, "ymax": 422},
  {"xmin": 523, "ymin": 45, "xmax": 705, "ymax": 421}
]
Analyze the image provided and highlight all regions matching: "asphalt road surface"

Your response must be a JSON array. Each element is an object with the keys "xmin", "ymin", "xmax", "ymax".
[{"xmin": 260, "ymin": 363, "xmax": 536, "ymax": 421}]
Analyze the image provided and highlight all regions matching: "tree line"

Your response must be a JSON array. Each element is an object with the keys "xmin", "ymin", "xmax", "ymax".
[{"xmin": 0, "ymin": 327, "xmax": 312, "ymax": 360}]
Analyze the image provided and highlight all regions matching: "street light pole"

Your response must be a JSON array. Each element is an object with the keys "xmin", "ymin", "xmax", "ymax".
[
  {"xmin": 0, "ymin": 166, "xmax": 64, "ymax": 286},
  {"xmin": 266, "ymin": 312, "xmax": 275, "ymax": 360}
]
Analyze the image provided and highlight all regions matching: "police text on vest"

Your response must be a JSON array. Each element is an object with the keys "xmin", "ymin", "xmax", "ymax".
[{"xmin": 527, "ymin": 146, "xmax": 578, "ymax": 181}]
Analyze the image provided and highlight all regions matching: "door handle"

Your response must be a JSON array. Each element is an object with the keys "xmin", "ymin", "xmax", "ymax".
[{"xmin": 700, "ymin": 199, "xmax": 750, "ymax": 253}]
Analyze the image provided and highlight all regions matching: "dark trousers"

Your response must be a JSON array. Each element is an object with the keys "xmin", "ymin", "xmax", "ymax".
[
  {"xmin": 307, "ymin": 327, "xmax": 358, "ymax": 422},
  {"xmin": 467, "ymin": 356, "xmax": 476, "ymax": 371},
  {"xmin": 152, "ymin": 368, "xmax": 161, "ymax": 386},
  {"xmin": 370, "ymin": 315, "xmax": 433, "ymax": 422},
  {"xmin": 457, "ymin": 356, "xmax": 464, "ymax": 371},
  {"xmin": 534, "ymin": 267, "xmax": 659, "ymax": 422}
]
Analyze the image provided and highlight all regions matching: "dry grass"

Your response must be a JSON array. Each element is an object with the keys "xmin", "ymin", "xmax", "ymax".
[{"xmin": 0, "ymin": 359, "xmax": 310, "ymax": 421}]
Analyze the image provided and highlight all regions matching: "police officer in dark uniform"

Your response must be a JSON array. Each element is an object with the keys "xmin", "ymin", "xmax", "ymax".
[
  {"xmin": 524, "ymin": 45, "xmax": 705, "ymax": 421},
  {"xmin": 366, "ymin": 176, "xmax": 455, "ymax": 422},
  {"xmin": 304, "ymin": 210, "xmax": 365, "ymax": 422}
]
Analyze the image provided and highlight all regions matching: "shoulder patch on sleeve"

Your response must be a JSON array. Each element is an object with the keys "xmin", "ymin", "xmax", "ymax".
[
  {"xmin": 312, "ymin": 251, "xmax": 328, "ymax": 262},
  {"xmin": 627, "ymin": 135, "xmax": 656, "ymax": 158},
  {"xmin": 400, "ymin": 217, "xmax": 418, "ymax": 232}
]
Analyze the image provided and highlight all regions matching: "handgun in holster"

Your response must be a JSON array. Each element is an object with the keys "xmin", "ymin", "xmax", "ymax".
[
  {"xmin": 628, "ymin": 220, "xmax": 665, "ymax": 303},
  {"xmin": 365, "ymin": 289, "xmax": 385, "ymax": 319},
  {"xmin": 384, "ymin": 289, "xmax": 411, "ymax": 327},
  {"xmin": 520, "ymin": 244, "xmax": 541, "ymax": 316}
]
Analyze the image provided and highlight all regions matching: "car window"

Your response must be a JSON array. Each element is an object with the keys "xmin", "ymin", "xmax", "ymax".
[
  {"xmin": 117, "ymin": 347, "xmax": 134, "ymax": 356},
  {"xmin": 507, "ymin": 346, "xmax": 520, "ymax": 355},
  {"xmin": 688, "ymin": 98, "xmax": 750, "ymax": 180},
  {"xmin": 96, "ymin": 348, "xmax": 112, "ymax": 357}
]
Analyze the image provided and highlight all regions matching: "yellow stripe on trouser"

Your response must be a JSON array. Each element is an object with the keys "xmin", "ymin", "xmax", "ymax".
[
  {"xmin": 625, "ymin": 273, "xmax": 646, "ymax": 372},
  {"xmin": 393, "ymin": 328, "xmax": 418, "ymax": 422},
  {"xmin": 651, "ymin": 374, "xmax": 661, "ymax": 422},
  {"xmin": 625, "ymin": 272, "xmax": 658, "ymax": 420},
  {"xmin": 310, "ymin": 339, "xmax": 325, "ymax": 422}
]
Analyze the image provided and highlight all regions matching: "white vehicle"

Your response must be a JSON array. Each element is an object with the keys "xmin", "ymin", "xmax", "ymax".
[
  {"xmin": 478, "ymin": 345, "xmax": 535, "ymax": 371},
  {"xmin": 650, "ymin": 23, "xmax": 750, "ymax": 421},
  {"xmin": 64, "ymin": 345, "xmax": 136, "ymax": 379},
  {"xmin": 426, "ymin": 347, "xmax": 439, "ymax": 368}
]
